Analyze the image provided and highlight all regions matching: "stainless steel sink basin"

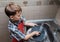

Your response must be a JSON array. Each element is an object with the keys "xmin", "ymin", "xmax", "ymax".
[{"xmin": 25, "ymin": 19, "xmax": 60, "ymax": 42}]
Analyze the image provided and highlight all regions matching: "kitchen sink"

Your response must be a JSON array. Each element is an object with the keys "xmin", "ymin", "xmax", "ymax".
[{"xmin": 25, "ymin": 19, "xmax": 60, "ymax": 42}]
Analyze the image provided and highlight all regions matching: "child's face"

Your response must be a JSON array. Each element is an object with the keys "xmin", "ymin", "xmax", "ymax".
[{"xmin": 10, "ymin": 11, "xmax": 22, "ymax": 22}]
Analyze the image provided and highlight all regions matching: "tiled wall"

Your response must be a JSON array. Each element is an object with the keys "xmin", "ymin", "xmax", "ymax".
[{"xmin": 0, "ymin": 0, "xmax": 58, "ymax": 7}]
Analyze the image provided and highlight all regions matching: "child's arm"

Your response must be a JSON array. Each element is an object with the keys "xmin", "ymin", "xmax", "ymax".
[
  {"xmin": 24, "ymin": 31, "xmax": 40, "ymax": 40},
  {"xmin": 24, "ymin": 22, "xmax": 38, "ymax": 26},
  {"xmin": 21, "ymin": 16, "xmax": 38, "ymax": 26}
]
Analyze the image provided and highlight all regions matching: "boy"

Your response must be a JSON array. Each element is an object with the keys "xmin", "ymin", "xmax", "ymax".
[{"xmin": 4, "ymin": 2, "xmax": 40, "ymax": 42}]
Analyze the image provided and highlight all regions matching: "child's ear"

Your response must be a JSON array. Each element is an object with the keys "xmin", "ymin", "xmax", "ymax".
[{"xmin": 10, "ymin": 16, "xmax": 13, "ymax": 19}]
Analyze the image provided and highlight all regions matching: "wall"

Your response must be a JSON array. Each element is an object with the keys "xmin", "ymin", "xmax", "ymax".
[
  {"xmin": 0, "ymin": 0, "xmax": 57, "ymax": 7},
  {"xmin": 22, "ymin": 5, "xmax": 58, "ymax": 20},
  {"xmin": 0, "ymin": 7, "xmax": 11, "ymax": 42},
  {"xmin": 55, "ymin": 6, "xmax": 60, "ymax": 26}
]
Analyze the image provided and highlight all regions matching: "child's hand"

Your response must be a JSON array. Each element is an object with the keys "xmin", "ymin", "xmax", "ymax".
[
  {"xmin": 33, "ymin": 31, "xmax": 40, "ymax": 36},
  {"xmin": 30, "ymin": 23, "xmax": 38, "ymax": 26},
  {"xmin": 25, "ymin": 22, "xmax": 38, "ymax": 26}
]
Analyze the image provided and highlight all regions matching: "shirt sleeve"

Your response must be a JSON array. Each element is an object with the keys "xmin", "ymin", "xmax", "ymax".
[
  {"xmin": 8, "ymin": 21, "xmax": 25, "ymax": 41},
  {"xmin": 21, "ymin": 16, "xmax": 26, "ymax": 22}
]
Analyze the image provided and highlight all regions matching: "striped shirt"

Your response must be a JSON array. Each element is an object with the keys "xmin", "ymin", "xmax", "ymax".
[{"xmin": 8, "ymin": 16, "xmax": 26, "ymax": 41}]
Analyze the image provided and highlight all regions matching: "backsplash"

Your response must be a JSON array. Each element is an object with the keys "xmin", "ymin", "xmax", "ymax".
[{"xmin": 0, "ymin": 0, "xmax": 59, "ymax": 7}]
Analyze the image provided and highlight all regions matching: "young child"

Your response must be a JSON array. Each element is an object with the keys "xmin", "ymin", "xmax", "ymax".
[{"xmin": 4, "ymin": 2, "xmax": 40, "ymax": 42}]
